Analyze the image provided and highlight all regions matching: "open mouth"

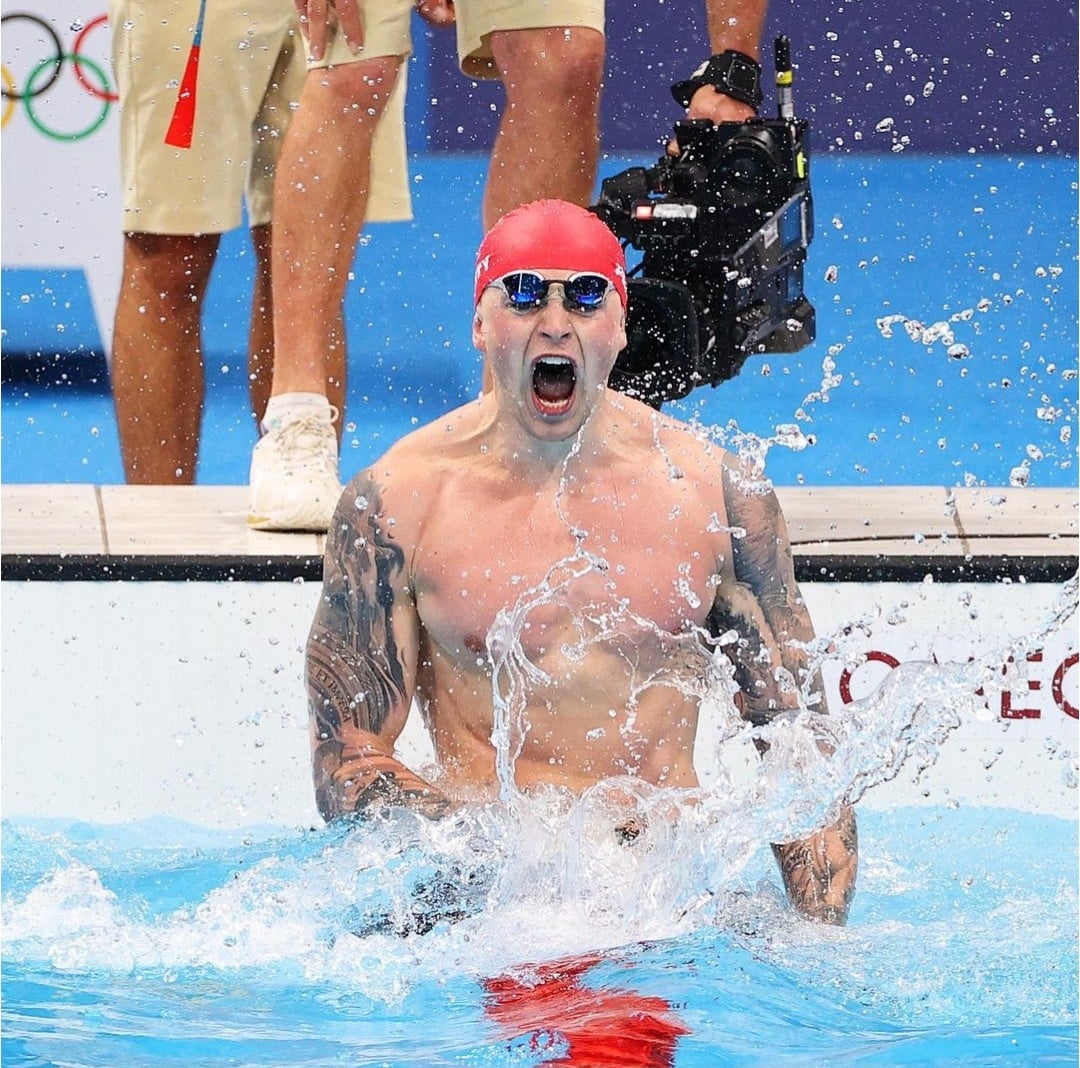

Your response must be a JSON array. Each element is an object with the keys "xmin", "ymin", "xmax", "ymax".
[{"xmin": 531, "ymin": 356, "xmax": 577, "ymax": 415}]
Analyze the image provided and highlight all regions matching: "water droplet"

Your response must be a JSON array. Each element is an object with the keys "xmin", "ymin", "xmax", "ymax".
[{"xmin": 1008, "ymin": 462, "xmax": 1030, "ymax": 487}]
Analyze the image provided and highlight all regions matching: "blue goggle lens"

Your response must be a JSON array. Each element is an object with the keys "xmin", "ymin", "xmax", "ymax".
[{"xmin": 494, "ymin": 271, "xmax": 612, "ymax": 313}]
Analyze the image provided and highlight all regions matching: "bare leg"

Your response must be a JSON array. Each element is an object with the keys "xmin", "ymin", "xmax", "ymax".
[
  {"xmin": 269, "ymin": 56, "xmax": 402, "ymax": 424},
  {"xmin": 484, "ymin": 27, "xmax": 605, "ymax": 229},
  {"xmin": 247, "ymin": 222, "xmax": 274, "ymax": 431},
  {"xmin": 112, "ymin": 231, "xmax": 219, "ymax": 484}
]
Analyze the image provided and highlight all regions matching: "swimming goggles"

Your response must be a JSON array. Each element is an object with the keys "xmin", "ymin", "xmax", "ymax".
[{"xmin": 487, "ymin": 270, "xmax": 614, "ymax": 314}]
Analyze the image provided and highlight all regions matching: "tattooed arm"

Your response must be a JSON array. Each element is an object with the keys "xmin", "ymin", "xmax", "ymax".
[
  {"xmin": 709, "ymin": 456, "xmax": 858, "ymax": 924},
  {"xmin": 306, "ymin": 472, "xmax": 450, "ymax": 823}
]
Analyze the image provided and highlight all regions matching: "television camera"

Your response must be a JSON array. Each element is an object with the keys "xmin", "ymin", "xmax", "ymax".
[{"xmin": 593, "ymin": 37, "xmax": 815, "ymax": 407}]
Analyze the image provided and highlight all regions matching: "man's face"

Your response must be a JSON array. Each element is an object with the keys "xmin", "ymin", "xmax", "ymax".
[{"xmin": 473, "ymin": 269, "xmax": 628, "ymax": 443}]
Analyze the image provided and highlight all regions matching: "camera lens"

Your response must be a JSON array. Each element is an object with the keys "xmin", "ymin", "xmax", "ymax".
[{"xmin": 711, "ymin": 129, "xmax": 783, "ymax": 208}]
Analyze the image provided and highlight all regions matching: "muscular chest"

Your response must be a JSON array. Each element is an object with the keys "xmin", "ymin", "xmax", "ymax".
[{"xmin": 412, "ymin": 480, "xmax": 728, "ymax": 665}]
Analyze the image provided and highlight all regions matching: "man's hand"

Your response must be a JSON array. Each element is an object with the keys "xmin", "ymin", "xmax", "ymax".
[
  {"xmin": 688, "ymin": 83, "xmax": 757, "ymax": 125},
  {"xmin": 773, "ymin": 805, "xmax": 858, "ymax": 925},
  {"xmin": 331, "ymin": 749, "xmax": 452, "ymax": 820},
  {"xmin": 667, "ymin": 84, "xmax": 758, "ymax": 156},
  {"xmin": 296, "ymin": 0, "xmax": 363, "ymax": 62},
  {"xmin": 416, "ymin": 0, "xmax": 455, "ymax": 28}
]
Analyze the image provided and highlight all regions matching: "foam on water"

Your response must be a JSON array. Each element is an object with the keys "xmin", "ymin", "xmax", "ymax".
[{"xmin": 3, "ymin": 805, "xmax": 1077, "ymax": 1067}]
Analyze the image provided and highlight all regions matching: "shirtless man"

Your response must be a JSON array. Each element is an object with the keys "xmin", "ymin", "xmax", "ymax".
[{"xmin": 305, "ymin": 199, "xmax": 857, "ymax": 924}]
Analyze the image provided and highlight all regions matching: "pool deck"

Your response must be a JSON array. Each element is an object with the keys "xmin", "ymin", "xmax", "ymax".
[{"xmin": 2, "ymin": 483, "xmax": 1077, "ymax": 583}]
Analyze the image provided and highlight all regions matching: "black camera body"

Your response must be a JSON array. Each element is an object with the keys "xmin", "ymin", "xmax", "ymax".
[{"xmin": 593, "ymin": 50, "xmax": 815, "ymax": 407}]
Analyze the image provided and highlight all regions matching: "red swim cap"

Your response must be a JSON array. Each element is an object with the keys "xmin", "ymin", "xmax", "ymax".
[{"xmin": 474, "ymin": 199, "xmax": 628, "ymax": 309}]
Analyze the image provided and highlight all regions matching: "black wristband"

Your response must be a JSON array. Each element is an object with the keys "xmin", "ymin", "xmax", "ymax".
[{"xmin": 671, "ymin": 50, "xmax": 763, "ymax": 110}]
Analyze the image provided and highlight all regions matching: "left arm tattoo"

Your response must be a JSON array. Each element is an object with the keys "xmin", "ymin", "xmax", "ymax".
[
  {"xmin": 773, "ymin": 805, "xmax": 858, "ymax": 924},
  {"xmin": 714, "ymin": 457, "xmax": 858, "ymax": 923}
]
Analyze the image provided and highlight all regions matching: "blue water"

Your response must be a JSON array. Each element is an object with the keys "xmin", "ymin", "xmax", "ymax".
[
  {"xmin": 3, "ymin": 805, "xmax": 1077, "ymax": 1067},
  {"xmin": 2, "ymin": 153, "xmax": 1077, "ymax": 488}
]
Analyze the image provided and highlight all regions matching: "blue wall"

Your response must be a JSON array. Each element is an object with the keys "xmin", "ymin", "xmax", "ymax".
[{"xmin": 423, "ymin": 0, "xmax": 1077, "ymax": 155}]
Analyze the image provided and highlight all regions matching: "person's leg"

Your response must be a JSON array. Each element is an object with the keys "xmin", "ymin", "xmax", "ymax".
[
  {"xmin": 248, "ymin": 0, "xmax": 413, "ymax": 532},
  {"xmin": 112, "ymin": 231, "xmax": 220, "ymax": 483},
  {"xmin": 268, "ymin": 56, "xmax": 402, "ymax": 418},
  {"xmin": 112, "ymin": 0, "xmax": 300, "ymax": 482},
  {"xmin": 247, "ymin": 222, "xmax": 274, "ymax": 431},
  {"xmin": 247, "ymin": 56, "xmax": 403, "ymax": 531},
  {"xmin": 484, "ymin": 26, "xmax": 605, "ymax": 228}
]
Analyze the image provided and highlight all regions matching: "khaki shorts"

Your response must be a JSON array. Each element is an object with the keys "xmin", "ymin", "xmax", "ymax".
[
  {"xmin": 455, "ymin": 0, "xmax": 605, "ymax": 79},
  {"xmin": 309, "ymin": 0, "xmax": 606, "ymax": 217},
  {"xmin": 110, "ymin": 0, "xmax": 305, "ymax": 234},
  {"xmin": 304, "ymin": 0, "xmax": 415, "ymax": 222}
]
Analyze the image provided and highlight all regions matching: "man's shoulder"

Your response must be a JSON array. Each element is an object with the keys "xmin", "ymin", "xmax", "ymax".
[
  {"xmin": 650, "ymin": 408, "xmax": 736, "ymax": 473},
  {"xmin": 343, "ymin": 401, "xmax": 481, "ymax": 498}
]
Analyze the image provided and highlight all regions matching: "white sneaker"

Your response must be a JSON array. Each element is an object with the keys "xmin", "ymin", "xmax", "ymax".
[{"xmin": 247, "ymin": 408, "xmax": 342, "ymax": 532}]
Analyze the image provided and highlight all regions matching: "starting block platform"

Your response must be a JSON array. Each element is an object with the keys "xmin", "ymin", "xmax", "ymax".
[{"xmin": 2, "ymin": 483, "xmax": 1076, "ymax": 583}]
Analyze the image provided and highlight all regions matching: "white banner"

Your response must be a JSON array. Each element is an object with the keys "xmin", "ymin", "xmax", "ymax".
[
  {"xmin": 2, "ymin": 3, "xmax": 121, "ymax": 352},
  {"xmin": 2, "ymin": 579, "xmax": 1076, "ymax": 826}
]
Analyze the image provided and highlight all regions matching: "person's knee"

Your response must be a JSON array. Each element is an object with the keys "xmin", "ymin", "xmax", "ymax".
[
  {"xmin": 122, "ymin": 232, "xmax": 219, "ymax": 304},
  {"xmin": 493, "ymin": 27, "xmax": 605, "ymax": 108},
  {"xmin": 302, "ymin": 55, "xmax": 403, "ymax": 124}
]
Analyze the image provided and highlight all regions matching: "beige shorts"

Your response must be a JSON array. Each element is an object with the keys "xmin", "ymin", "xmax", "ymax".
[
  {"xmin": 455, "ymin": 0, "xmax": 605, "ymax": 79},
  {"xmin": 308, "ymin": 0, "xmax": 607, "ymax": 217},
  {"xmin": 303, "ymin": 0, "xmax": 415, "ymax": 222},
  {"xmin": 110, "ymin": 0, "xmax": 305, "ymax": 234}
]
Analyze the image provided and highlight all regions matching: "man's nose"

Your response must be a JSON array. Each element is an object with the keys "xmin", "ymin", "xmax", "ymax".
[{"xmin": 538, "ymin": 284, "xmax": 573, "ymax": 337}]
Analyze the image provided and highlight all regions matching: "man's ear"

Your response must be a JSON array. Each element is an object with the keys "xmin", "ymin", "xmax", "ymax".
[
  {"xmin": 472, "ymin": 308, "xmax": 485, "ymax": 352},
  {"xmin": 614, "ymin": 314, "xmax": 628, "ymax": 356}
]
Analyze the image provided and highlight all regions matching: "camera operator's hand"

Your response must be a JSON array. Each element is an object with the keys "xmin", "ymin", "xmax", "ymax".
[
  {"xmin": 416, "ymin": 0, "xmax": 455, "ymax": 28},
  {"xmin": 688, "ymin": 83, "xmax": 757, "ymax": 124},
  {"xmin": 667, "ymin": 85, "xmax": 757, "ymax": 156}
]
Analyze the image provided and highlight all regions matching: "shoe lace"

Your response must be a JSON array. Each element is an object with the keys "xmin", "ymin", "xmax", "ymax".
[{"xmin": 271, "ymin": 407, "xmax": 340, "ymax": 477}]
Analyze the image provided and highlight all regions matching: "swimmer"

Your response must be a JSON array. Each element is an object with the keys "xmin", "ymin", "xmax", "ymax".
[{"xmin": 305, "ymin": 199, "xmax": 857, "ymax": 925}]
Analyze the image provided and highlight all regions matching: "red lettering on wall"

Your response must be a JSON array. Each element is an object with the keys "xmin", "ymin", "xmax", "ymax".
[
  {"xmin": 1000, "ymin": 652, "xmax": 1043, "ymax": 720},
  {"xmin": 838, "ymin": 650, "xmax": 901, "ymax": 705},
  {"xmin": 834, "ymin": 647, "xmax": 1079, "ymax": 721},
  {"xmin": 1053, "ymin": 652, "xmax": 1079, "ymax": 720}
]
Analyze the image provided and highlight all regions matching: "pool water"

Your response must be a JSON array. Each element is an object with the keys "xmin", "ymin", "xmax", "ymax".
[{"xmin": 4, "ymin": 803, "xmax": 1077, "ymax": 1067}]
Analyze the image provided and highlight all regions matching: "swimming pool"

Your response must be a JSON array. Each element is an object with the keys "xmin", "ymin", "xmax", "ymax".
[
  {"xmin": 3, "ymin": 140, "xmax": 1077, "ymax": 1068},
  {"xmin": 3, "ymin": 801, "xmax": 1077, "ymax": 1066},
  {"xmin": 3, "ymin": 566, "xmax": 1078, "ymax": 1065}
]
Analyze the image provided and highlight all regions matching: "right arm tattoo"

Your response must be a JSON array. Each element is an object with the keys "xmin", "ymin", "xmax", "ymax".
[
  {"xmin": 307, "ymin": 476, "xmax": 407, "ymax": 741},
  {"xmin": 306, "ymin": 475, "xmax": 446, "ymax": 821}
]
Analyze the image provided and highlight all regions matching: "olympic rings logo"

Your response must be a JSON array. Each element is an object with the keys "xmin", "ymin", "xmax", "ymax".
[{"xmin": 2, "ymin": 11, "xmax": 114, "ymax": 140}]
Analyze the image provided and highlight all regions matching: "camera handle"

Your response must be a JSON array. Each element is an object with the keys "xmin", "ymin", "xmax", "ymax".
[{"xmin": 671, "ymin": 50, "xmax": 764, "ymax": 111}]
